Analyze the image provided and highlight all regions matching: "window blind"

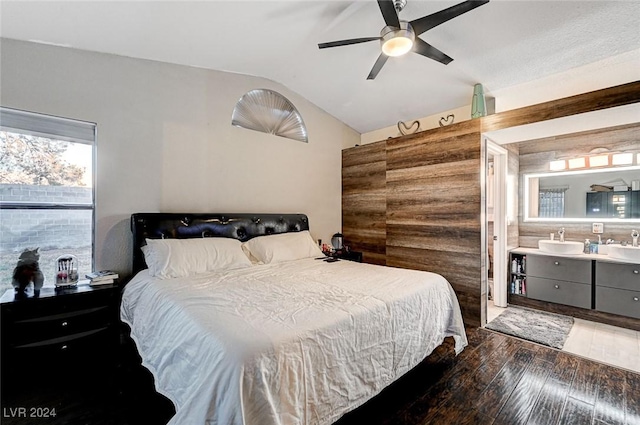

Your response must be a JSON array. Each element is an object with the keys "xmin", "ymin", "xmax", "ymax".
[
  {"xmin": 0, "ymin": 107, "xmax": 95, "ymax": 144},
  {"xmin": 539, "ymin": 188, "xmax": 567, "ymax": 218}
]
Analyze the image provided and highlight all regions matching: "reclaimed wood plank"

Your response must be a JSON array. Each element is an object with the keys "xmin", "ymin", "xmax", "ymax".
[
  {"xmin": 473, "ymin": 346, "xmax": 539, "ymax": 419},
  {"xmin": 492, "ymin": 354, "xmax": 554, "ymax": 425},
  {"xmin": 559, "ymin": 397, "xmax": 596, "ymax": 425},
  {"xmin": 526, "ymin": 352, "xmax": 579, "ymax": 425},
  {"xmin": 342, "ymin": 141, "xmax": 386, "ymax": 265},
  {"xmin": 624, "ymin": 370, "xmax": 640, "ymax": 425},
  {"xmin": 413, "ymin": 332, "xmax": 519, "ymax": 424},
  {"xmin": 481, "ymin": 81, "xmax": 640, "ymax": 132},
  {"xmin": 594, "ymin": 366, "xmax": 626, "ymax": 425}
]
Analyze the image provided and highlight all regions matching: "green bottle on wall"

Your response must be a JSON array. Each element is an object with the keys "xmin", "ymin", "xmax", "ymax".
[{"xmin": 471, "ymin": 83, "xmax": 487, "ymax": 119}]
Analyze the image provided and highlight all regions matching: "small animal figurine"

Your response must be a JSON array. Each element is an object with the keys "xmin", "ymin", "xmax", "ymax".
[{"xmin": 12, "ymin": 248, "xmax": 45, "ymax": 297}]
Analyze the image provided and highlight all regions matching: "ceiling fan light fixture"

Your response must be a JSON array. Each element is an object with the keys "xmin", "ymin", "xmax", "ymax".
[
  {"xmin": 382, "ymin": 36, "xmax": 413, "ymax": 56},
  {"xmin": 381, "ymin": 22, "xmax": 415, "ymax": 57}
]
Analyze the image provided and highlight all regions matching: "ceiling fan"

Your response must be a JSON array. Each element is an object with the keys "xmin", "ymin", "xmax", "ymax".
[{"xmin": 318, "ymin": 0, "xmax": 489, "ymax": 80}]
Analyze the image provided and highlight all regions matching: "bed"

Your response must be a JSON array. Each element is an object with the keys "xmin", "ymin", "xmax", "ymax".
[{"xmin": 121, "ymin": 213, "xmax": 467, "ymax": 425}]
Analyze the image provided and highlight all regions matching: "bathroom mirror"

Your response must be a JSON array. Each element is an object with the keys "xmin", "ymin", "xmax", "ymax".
[{"xmin": 524, "ymin": 165, "xmax": 640, "ymax": 222}]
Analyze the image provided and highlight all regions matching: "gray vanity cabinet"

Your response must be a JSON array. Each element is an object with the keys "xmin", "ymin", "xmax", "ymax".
[
  {"xmin": 595, "ymin": 261, "xmax": 640, "ymax": 319},
  {"xmin": 525, "ymin": 254, "xmax": 592, "ymax": 309}
]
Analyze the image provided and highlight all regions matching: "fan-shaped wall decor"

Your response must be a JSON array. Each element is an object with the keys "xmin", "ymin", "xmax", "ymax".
[{"xmin": 231, "ymin": 89, "xmax": 308, "ymax": 143}]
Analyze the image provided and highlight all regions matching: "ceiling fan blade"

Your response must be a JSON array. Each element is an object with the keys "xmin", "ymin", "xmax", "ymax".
[
  {"xmin": 377, "ymin": 0, "xmax": 400, "ymax": 28},
  {"xmin": 410, "ymin": 0, "xmax": 489, "ymax": 36},
  {"xmin": 367, "ymin": 53, "xmax": 389, "ymax": 80},
  {"xmin": 413, "ymin": 38, "xmax": 453, "ymax": 65},
  {"xmin": 318, "ymin": 37, "xmax": 381, "ymax": 49}
]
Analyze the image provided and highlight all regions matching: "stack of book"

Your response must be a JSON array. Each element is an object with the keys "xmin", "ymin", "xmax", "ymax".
[{"xmin": 86, "ymin": 270, "xmax": 118, "ymax": 286}]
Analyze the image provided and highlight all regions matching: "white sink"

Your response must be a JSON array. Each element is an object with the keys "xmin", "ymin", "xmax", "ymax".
[
  {"xmin": 607, "ymin": 245, "xmax": 640, "ymax": 263},
  {"xmin": 538, "ymin": 240, "xmax": 584, "ymax": 255}
]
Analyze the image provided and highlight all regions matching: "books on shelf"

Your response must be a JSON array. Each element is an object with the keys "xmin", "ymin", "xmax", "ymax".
[
  {"xmin": 510, "ymin": 254, "xmax": 526, "ymax": 295},
  {"xmin": 86, "ymin": 270, "xmax": 118, "ymax": 284},
  {"xmin": 89, "ymin": 278, "xmax": 115, "ymax": 286}
]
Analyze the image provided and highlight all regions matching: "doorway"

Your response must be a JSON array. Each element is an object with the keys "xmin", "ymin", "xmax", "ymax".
[{"xmin": 486, "ymin": 140, "xmax": 508, "ymax": 324}]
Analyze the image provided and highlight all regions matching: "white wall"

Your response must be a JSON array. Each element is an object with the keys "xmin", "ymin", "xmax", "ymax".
[{"xmin": 0, "ymin": 38, "xmax": 360, "ymax": 275}]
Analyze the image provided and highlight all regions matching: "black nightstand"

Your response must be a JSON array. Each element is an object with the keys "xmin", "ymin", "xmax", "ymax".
[
  {"xmin": 331, "ymin": 250, "xmax": 363, "ymax": 263},
  {"xmin": 0, "ymin": 283, "xmax": 120, "ymax": 383}
]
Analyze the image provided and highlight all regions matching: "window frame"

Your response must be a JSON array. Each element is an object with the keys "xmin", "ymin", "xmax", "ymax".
[{"xmin": 0, "ymin": 107, "xmax": 97, "ymax": 273}]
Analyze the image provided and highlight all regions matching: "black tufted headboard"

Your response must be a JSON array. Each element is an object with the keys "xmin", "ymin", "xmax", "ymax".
[{"xmin": 130, "ymin": 213, "xmax": 310, "ymax": 274}]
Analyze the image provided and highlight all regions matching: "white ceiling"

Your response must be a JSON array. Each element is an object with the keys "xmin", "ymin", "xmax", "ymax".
[{"xmin": 1, "ymin": 1, "xmax": 639, "ymax": 134}]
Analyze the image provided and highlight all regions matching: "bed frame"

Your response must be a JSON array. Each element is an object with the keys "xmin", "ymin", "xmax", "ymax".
[{"xmin": 130, "ymin": 213, "xmax": 310, "ymax": 274}]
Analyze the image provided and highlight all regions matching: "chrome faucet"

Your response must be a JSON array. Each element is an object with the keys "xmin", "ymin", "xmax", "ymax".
[
  {"xmin": 632, "ymin": 229, "xmax": 639, "ymax": 247},
  {"xmin": 558, "ymin": 227, "xmax": 565, "ymax": 243}
]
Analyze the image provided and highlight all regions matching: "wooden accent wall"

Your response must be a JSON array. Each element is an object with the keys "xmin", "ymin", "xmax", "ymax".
[
  {"xmin": 386, "ymin": 120, "xmax": 483, "ymax": 326},
  {"xmin": 342, "ymin": 121, "xmax": 484, "ymax": 326},
  {"xmin": 482, "ymin": 81, "xmax": 640, "ymax": 133},
  {"xmin": 342, "ymin": 81, "xmax": 640, "ymax": 329},
  {"xmin": 342, "ymin": 141, "xmax": 387, "ymax": 265}
]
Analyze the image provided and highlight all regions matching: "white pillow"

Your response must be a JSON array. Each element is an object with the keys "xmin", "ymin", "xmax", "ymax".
[
  {"xmin": 142, "ymin": 237, "xmax": 252, "ymax": 279},
  {"xmin": 242, "ymin": 230, "xmax": 324, "ymax": 264}
]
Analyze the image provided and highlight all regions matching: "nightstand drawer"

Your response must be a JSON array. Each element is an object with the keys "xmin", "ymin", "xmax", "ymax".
[
  {"xmin": 2, "ymin": 289, "xmax": 117, "ymax": 321},
  {"xmin": 9, "ymin": 305, "xmax": 113, "ymax": 345},
  {"xmin": 12, "ymin": 327, "xmax": 115, "ymax": 363},
  {"xmin": 1, "ymin": 284, "xmax": 120, "ymax": 384}
]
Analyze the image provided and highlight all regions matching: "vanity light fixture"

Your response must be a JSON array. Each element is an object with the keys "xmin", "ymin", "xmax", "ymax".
[
  {"xmin": 568, "ymin": 157, "xmax": 586, "ymax": 169},
  {"xmin": 612, "ymin": 153, "xmax": 633, "ymax": 166},
  {"xmin": 549, "ymin": 160, "xmax": 566, "ymax": 171},
  {"xmin": 587, "ymin": 154, "xmax": 610, "ymax": 168},
  {"xmin": 550, "ymin": 150, "xmax": 639, "ymax": 171}
]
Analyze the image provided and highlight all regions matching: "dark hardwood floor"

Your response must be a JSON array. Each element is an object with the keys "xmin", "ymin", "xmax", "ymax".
[{"xmin": 2, "ymin": 327, "xmax": 638, "ymax": 424}]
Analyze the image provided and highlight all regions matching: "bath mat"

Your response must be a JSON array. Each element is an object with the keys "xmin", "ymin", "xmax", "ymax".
[{"xmin": 486, "ymin": 306, "xmax": 574, "ymax": 349}]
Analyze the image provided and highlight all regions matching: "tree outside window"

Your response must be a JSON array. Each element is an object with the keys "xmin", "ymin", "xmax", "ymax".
[{"xmin": 0, "ymin": 109, "xmax": 95, "ymax": 295}]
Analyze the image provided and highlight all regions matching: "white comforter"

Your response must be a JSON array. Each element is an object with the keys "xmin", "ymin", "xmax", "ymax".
[{"xmin": 120, "ymin": 258, "xmax": 467, "ymax": 425}]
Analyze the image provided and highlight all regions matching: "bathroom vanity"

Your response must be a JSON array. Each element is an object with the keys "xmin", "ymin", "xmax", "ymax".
[
  {"xmin": 509, "ymin": 248, "xmax": 640, "ymax": 329},
  {"xmin": 525, "ymin": 254, "xmax": 592, "ymax": 309},
  {"xmin": 595, "ymin": 261, "xmax": 640, "ymax": 319}
]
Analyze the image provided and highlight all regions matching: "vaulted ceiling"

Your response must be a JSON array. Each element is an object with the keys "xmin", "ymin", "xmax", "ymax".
[{"xmin": 1, "ymin": 1, "xmax": 639, "ymax": 133}]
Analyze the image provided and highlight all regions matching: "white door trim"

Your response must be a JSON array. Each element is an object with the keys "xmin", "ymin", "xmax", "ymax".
[{"xmin": 487, "ymin": 139, "xmax": 508, "ymax": 309}]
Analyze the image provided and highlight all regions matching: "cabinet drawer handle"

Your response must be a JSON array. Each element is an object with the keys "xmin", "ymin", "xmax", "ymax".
[
  {"xmin": 634, "ymin": 297, "xmax": 639, "ymax": 302},
  {"xmin": 61, "ymin": 321, "xmax": 68, "ymax": 327},
  {"xmin": 554, "ymin": 261, "xmax": 559, "ymax": 265},
  {"xmin": 554, "ymin": 284, "xmax": 560, "ymax": 289}
]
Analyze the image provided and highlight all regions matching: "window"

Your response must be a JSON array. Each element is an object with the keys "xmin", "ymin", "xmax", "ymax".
[
  {"xmin": 538, "ymin": 188, "xmax": 567, "ymax": 218},
  {"xmin": 0, "ymin": 107, "xmax": 95, "ymax": 294}
]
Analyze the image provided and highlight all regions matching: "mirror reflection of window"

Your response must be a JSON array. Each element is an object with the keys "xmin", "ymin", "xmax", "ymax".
[
  {"xmin": 524, "ymin": 166, "xmax": 640, "ymax": 221},
  {"xmin": 539, "ymin": 188, "xmax": 567, "ymax": 218}
]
